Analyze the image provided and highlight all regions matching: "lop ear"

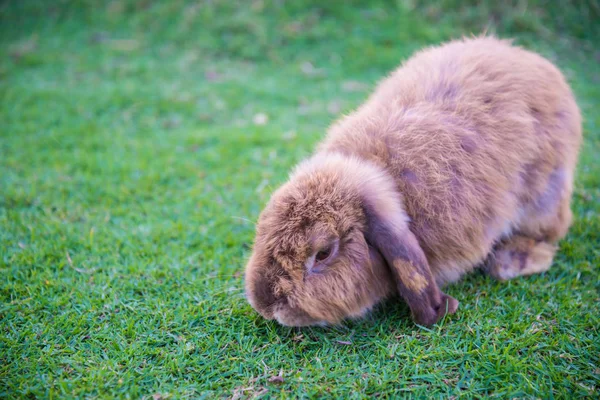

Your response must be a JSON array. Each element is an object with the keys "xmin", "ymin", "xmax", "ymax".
[{"xmin": 363, "ymin": 199, "xmax": 459, "ymax": 326}]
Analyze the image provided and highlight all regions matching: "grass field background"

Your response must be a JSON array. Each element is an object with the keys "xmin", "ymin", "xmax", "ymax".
[{"xmin": 1, "ymin": 1, "xmax": 599, "ymax": 398}]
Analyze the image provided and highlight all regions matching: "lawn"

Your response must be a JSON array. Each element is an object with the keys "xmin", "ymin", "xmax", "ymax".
[{"xmin": 1, "ymin": 1, "xmax": 599, "ymax": 398}]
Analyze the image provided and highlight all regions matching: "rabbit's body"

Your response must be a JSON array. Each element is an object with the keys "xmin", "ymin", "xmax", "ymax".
[
  {"xmin": 320, "ymin": 37, "xmax": 582, "ymax": 285},
  {"xmin": 245, "ymin": 37, "xmax": 582, "ymax": 327}
]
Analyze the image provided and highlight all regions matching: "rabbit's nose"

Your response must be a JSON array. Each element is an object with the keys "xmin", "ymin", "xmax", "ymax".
[{"xmin": 246, "ymin": 277, "xmax": 279, "ymax": 319}]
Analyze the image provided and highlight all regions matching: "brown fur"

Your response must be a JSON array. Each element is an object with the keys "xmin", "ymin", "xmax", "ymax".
[{"xmin": 244, "ymin": 37, "xmax": 582, "ymax": 327}]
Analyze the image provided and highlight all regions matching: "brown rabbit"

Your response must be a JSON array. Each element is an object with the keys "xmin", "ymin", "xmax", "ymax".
[{"xmin": 244, "ymin": 37, "xmax": 582, "ymax": 327}]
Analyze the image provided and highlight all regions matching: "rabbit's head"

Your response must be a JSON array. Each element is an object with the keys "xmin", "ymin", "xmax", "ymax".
[{"xmin": 244, "ymin": 153, "xmax": 458, "ymax": 326}]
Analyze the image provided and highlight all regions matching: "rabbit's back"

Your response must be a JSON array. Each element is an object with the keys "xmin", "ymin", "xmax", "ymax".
[{"xmin": 320, "ymin": 37, "xmax": 582, "ymax": 283}]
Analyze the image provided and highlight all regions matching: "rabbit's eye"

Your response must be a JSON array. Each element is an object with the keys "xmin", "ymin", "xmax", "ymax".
[
  {"xmin": 307, "ymin": 240, "xmax": 339, "ymax": 274},
  {"xmin": 315, "ymin": 247, "xmax": 332, "ymax": 262}
]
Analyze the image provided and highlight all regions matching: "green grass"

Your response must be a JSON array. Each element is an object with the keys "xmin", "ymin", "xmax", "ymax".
[{"xmin": 1, "ymin": 1, "xmax": 599, "ymax": 398}]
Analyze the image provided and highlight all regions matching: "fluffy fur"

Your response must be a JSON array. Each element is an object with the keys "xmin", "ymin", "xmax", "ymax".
[{"xmin": 244, "ymin": 37, "xmax": 582, "ymax": 327}]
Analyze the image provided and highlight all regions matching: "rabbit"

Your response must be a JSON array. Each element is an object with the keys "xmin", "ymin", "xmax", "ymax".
[{"xmin": 244, "ymin": 36, "xmax": 582, "ymax": 327}]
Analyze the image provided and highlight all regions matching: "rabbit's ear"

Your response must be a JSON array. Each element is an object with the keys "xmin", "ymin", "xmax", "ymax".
[{"xmin": 363, "ymin": 197, "xmax": 458, "ymax": 326}]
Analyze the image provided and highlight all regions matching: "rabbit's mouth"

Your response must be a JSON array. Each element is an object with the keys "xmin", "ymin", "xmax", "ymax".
[
  {"xmin": 248, "ymin": 291, "xmax": 322, "ymax": 326},
  {"xmin": 272, "ymin": 308, "xmax": 326, "ymax": 327}
]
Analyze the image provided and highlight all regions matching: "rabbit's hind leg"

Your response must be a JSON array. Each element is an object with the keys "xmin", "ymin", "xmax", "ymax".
[
  {"xmin": 484, "ymin": 162, "xmax": 575, "ymax": 281},
  {"xmin": 483, "ymin": 236, "xmax": 557, "ymax": 281}
]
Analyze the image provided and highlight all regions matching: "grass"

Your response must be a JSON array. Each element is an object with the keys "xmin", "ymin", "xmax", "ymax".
[{"xmin": 1, "ymin": 0, "xmax": 599, "ymax": 398}]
